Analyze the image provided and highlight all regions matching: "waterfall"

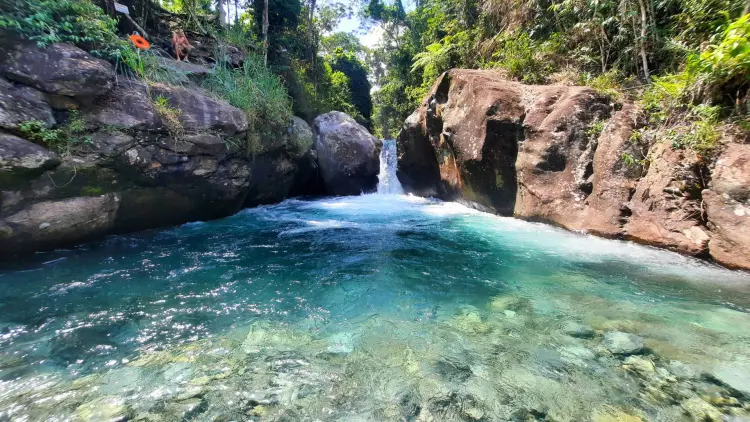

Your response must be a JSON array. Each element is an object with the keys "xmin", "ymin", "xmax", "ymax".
[{"xmin": 377, "ymin": 140, "xmax": 404, "ymax": 195}]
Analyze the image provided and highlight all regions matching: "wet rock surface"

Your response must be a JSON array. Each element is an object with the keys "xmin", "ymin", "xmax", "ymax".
[{"xmin": 602, "ymin": 331, "xmax": 645, "ymax": 355}]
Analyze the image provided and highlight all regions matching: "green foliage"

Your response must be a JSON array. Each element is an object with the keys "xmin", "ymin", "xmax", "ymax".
[
  {"xmin": 80, "ymin": 186, "xmax": 105, "ymax": 196},
  {"xmin": 0, "ymin": 0, "xmax": 124, "ymax": 60},
  {"xmin": 217, "ymin": 24, "xmax": 258, "ymax": 54},
  {"xmin": 204, "ymin": 55, "xmax": 292, "ymax": 154},
  {"xmin": 688, "ymin": 13, "xmax": 750, "ymax": 106},
  {"xmin": 117, "ymin": 47, "xmax": 190, "ymax": 86},
  {"xmin": 321, "ymin": 32, "xmax": 363, "ymax": 54},
  {"xmin": 483, "ymin": 33, "xmax": 552, "ymax": 84},
  {"xmin": 327, "ymin": 48, "xmax": 373, "ymax": 127},
  {"xmin": 580, "ymin": 69, "xmax": 630, "ymax": 100},
  {"xmin": 367, "ymin": 0, "xmax": 749, "ymax": 138},
  {"xmin": 586, "ymin": 120, "xmax": 605, "ymax": 138},
  {"xmin": 19, "ymin": 110, "xmax": 91, "ymax": 155},
  {"xmin": 151, "ymin": 95, "xmax": 184, "ymax": 139}
]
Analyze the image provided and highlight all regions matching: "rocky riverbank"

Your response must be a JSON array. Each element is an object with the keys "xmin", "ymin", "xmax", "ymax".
[
  {"xmin": 397, "ymin": 69, "xmax": 750, "ymax": 271},
  {"xmin": 0, "ymin": 39, "xmax": 382, "ymax": 256}
]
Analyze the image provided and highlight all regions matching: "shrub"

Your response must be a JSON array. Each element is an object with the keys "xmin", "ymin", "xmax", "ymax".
[
  {"xmin": 118, "ymin": 46, "xmax": 190, "ymax": 86},
  {"xmin": 0, "ymin": 0, "xmax": 124, "ymax": 60},
  {"xmin": 687, "ymin": 13, "xmax": 750, "ymax": 108},
  {"xmin": 151, "ymin": 95, "xmax": 185, "ymax": 139},
  {"xmin": 485, "ymin": 33, "xmax": 553, "ymax": 84},
  {"xmin": 203, "ymin": 55, "xmax": 292, "ymax": 154},
  {"xmin": 19, "ymin": 110, "xmax": 91, "ymax": 155}
]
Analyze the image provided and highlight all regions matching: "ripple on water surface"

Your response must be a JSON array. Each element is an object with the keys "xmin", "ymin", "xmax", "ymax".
[{"xmin": 1, "ymin": 194, "xmax": 750, "ymax": 421}]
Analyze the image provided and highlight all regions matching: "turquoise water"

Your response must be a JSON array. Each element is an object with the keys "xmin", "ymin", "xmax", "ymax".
[{"xmin": 2, "ymin": 194, "xmax": 750, "ymax": 421}]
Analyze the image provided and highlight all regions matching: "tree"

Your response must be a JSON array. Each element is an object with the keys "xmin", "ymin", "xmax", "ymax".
[
  {"xmin": 328, "ymin": 48, "xmax": 374, "ymax": 127},
  {"xmin": 217, "ymin": 0, "xmax": 227, "ymax": 27}
]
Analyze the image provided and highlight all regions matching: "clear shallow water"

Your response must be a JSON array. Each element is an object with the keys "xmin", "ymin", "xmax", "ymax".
[{"xmin": 1, "ymin": 194, "xmax": 750, "ymax": 421}]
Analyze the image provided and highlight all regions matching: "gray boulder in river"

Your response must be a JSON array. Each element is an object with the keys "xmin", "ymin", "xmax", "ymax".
[
  {"xmin": 313, "ymin": 111, "xmax": 381, "ymax": 196},
  {"xmin": 0, "ymin": 40, "xmax": 315, "ymax": 255}
]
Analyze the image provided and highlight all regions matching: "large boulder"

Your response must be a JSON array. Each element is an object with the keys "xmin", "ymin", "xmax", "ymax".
[
  {"xmin": 0, "ymin": 77, "xmax": 55, "ymax": 131},
  {"xmin": 397, "ymin": 69, "xmax": 750, "ymax": 269},
  {"xmin": 0, "ymin": 39, "xmax": 115, "ymax": 99},
  {"xmin": 703, "ymin": 143, "xmax": 750, "ymax": 269},
  {"xmin": 0, "ymin": 194, "xmax": 120, "ymax": 253},
  {"xmin": 397, "ymin": 69, "xmax": 613, "ymax": 217},
  {"xmin": 313, "ymin": 111, "xmax": 381, "ymax": 195},
  {"xmin": 83, "ymin": 82, "xmax": 249, "ymax": 136},
  {"xmin": 0, "ymin": 133, "xmax": 60, "ymax": 183}
]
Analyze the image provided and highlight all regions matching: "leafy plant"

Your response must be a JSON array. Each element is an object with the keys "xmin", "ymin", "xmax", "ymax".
[
  {"xmin": 688, "ymin": 13, "xmax": 750, "ymax": 106},
  {"xmin": 485, "ymin": 33, "xmax": 552, "ymax": 84},
  {"xmin": 586, "ymin": 120, "xmax": 605, "ymax": 138},
  {"xmin": 0, "ymin": 0, "xmax": 124, "ymax": 60},
  {"xmin": 203, "ymin": 55, "xmax": 292, "ymax": 155},
  {"xmin": 117, "ymin": 46, "xmax": 190, "ymax": 86},
  {"xmin": 19, "ymin": 110, "xmax": 91, "ymax": 155},
  {"xmin": 151, "ymin": 95, "xmax": 185, "ymax": 139}
]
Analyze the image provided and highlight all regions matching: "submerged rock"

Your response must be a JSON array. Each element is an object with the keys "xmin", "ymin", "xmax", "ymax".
[
  {"xmin": 668, "ymin": 360, "xmax": 699, "ymax": 380},
  {"xmin": 602, "ymin": 331, "xmax": 644, "ymax": 355},
  {"xmin": 709, "ymin": 365, "xmax": 750, "ymax": 399},
  {"xmin": 681, "ymin": 397, "xmax": 723, "ymax": 422},
  {"xmin": 622, "ymin": 355, "xmax": 655, "ymax": 374},
  {"xmin": 562, "ymin": 321, "xmax": 595, "ymax": 338},
  {"xmin": 73, "ymin": 396, "xmax": 130, "ymax": 422}
]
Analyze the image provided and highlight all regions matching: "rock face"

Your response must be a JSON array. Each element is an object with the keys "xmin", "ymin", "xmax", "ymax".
[
  {"xmin": 313, "ymin": 111, "xmax": 381, "ymax": 195},
  {"xmin": 0, "ymin": 133, "xmax": 60, "ymax": 178},
  {"xmin": 0, "ymin": 77, "xmax": 55, "ymax": 130},
  {"xmin": 398, "ymin": 69, "xmax": 750, "ymax": 270},
  {"xmin": 703, "ymin": 143, "xmax": 750, "ymax": 269},
  {"xmin": 0, "ymin": 39, "xmax": 115, "ymax": 99},
  {"xmin": 0, "ymin": 42, "xmax": 316, "ymax": 255}
]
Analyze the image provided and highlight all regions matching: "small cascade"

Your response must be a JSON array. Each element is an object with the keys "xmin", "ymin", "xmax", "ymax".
[{"xmin": 377, "ymin": 139, "xmax": 404, "ymax": 195}]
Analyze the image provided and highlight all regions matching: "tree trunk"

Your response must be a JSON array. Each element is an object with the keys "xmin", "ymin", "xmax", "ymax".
[
  {"xmin": 309, "ymin": 0, "xmax": 317, "ymax": 95},
  {"xmin": 235, "ymin": 0, "xmax": 239, "ymax": 24},
  {"xmin": 217, "ymin": 0, "xmax": 227, "ymax": 27},
  {"xmin": 308, "ymin": 0, "xmax": 316, "ymax": 62},
  {"xmin": 637, "ymin": 0, "xmax": 650, "ymax": 80},
  {"xmin": 262, "ymin": 0, "xmax": 269, "ymax": 65},
  {"xmin": 94, "ymin": 0, "xmax": 116, "ymax": 17}
]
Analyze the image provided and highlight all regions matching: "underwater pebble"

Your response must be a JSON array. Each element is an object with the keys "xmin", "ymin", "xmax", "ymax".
[
  {"xmin": 710, "ymin": 365, "xmax": 750, "ymax": 399},
  {"xmin": 602, "ymin": 331, "xmax": 644, "ymax": 355},
  {"xmin": 682, "ymin": 397, "xmax": 723, "ymax": 422},
  {"xmin": 623, "ymin": 356, "xmax": 655, "ymax": 374},
  {"xmin": 176, "ymin": 385, "xmax": 205, "ymax": 401},
  {"xmin": 562, "ymin": 321, "xmax": 595, "ymax": 338},
  {"xmin": 668, "ymin": 360, "xmax": 699, "ymax": 380},
  {"xmin": 73, "ymin": 396, "xmax": 129, "ymax": 422}
]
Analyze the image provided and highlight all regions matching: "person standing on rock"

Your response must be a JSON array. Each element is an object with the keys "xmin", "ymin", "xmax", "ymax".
[{"xmin": 172, "ymin": 29, "xmax": 193, "ymax": 62}]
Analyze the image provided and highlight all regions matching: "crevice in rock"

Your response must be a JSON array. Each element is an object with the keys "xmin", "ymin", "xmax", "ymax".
[
  {"xmin": 460, "ymin": 119, "xmax": 521, "ymax": 215},
  {"xmin": 434, "ymin": 73, "xmax": 452, "ymax": 105},
  {"xmin": 536, "ymin": 144, "xmax": 566, "ymax": 172}
]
